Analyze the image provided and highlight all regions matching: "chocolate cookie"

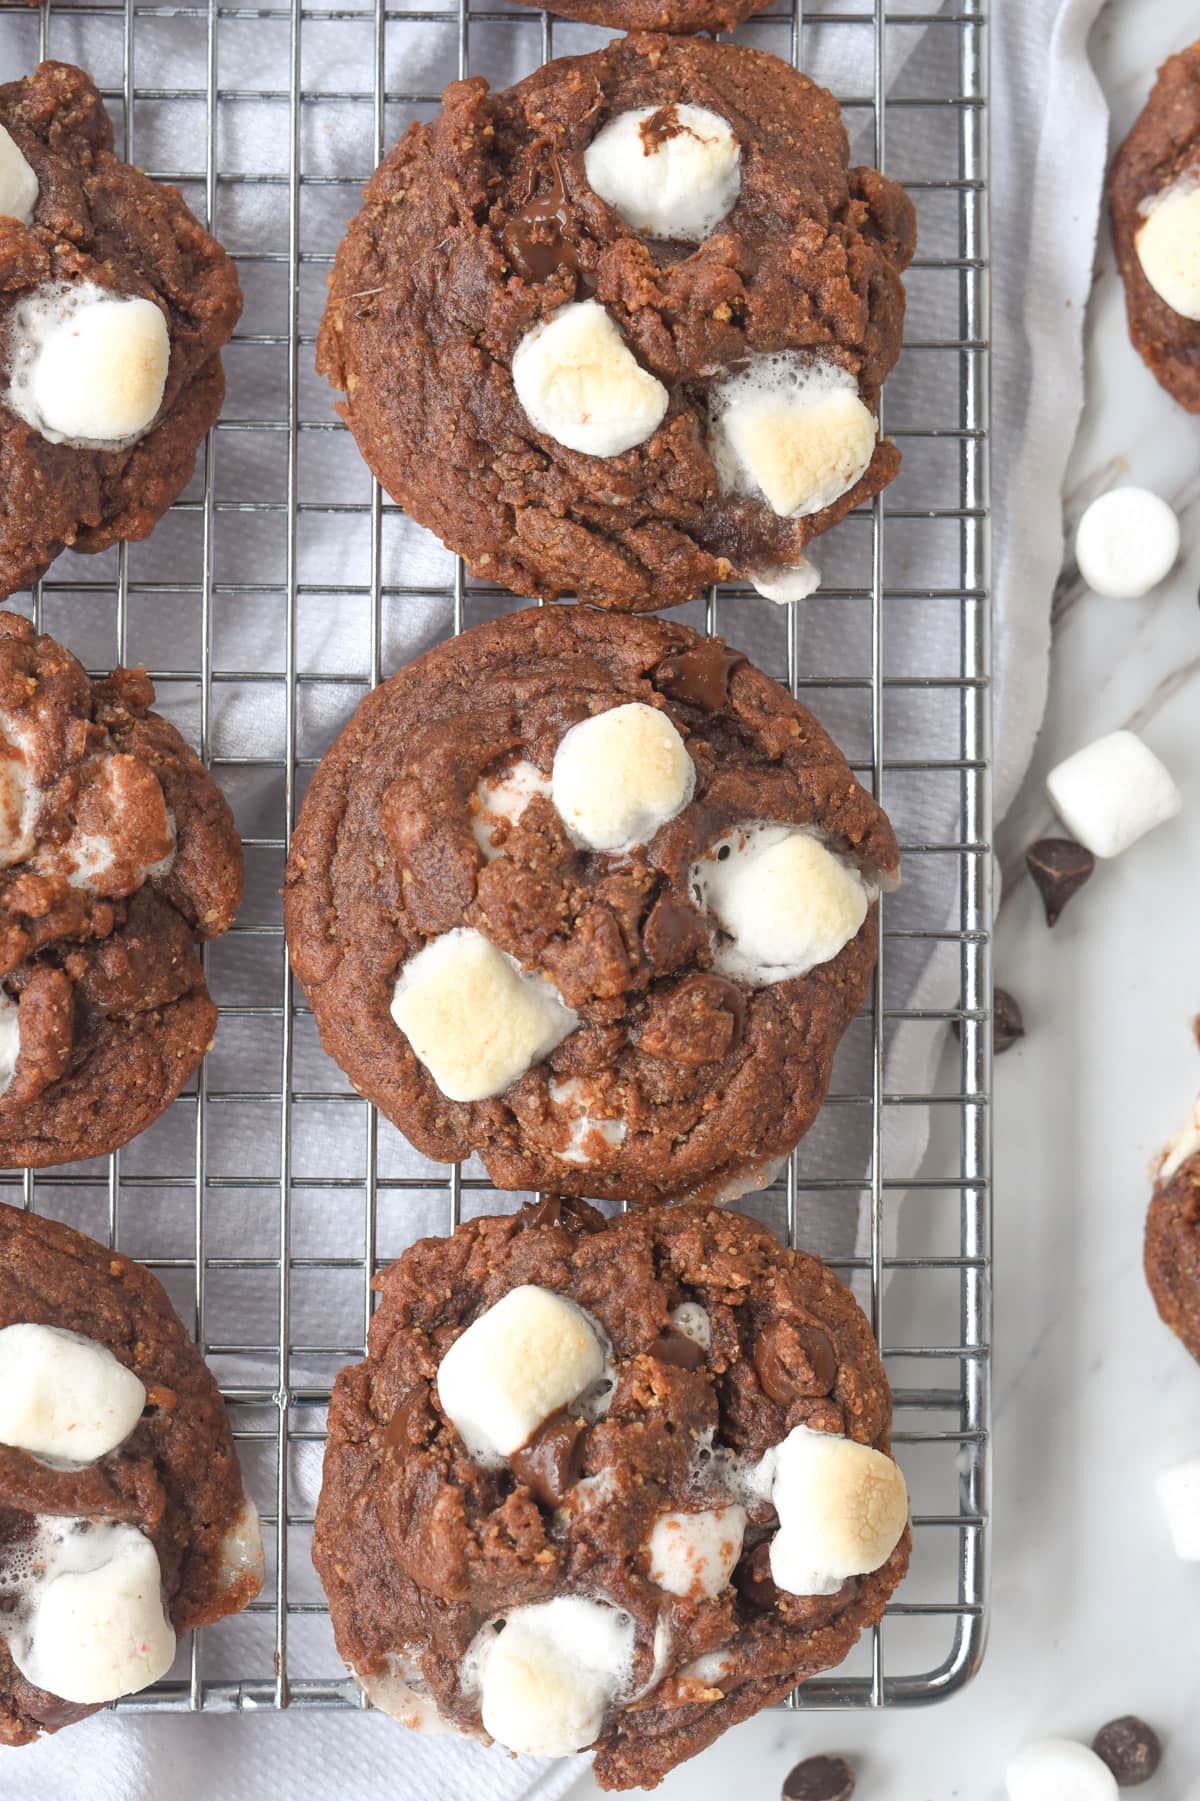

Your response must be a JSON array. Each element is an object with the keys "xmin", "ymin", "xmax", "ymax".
[
  {"xmin": 508, "ymin": 0, "xmax": 770, "ymax": 35},
  {"xmin": 0, "ymin": 1202, "xmax": 263, "ymax": 1744},
  {"xmin": 1111, "ymin": 41, "xmax": 1200, "ymax": 410},
  {"xmin": 313, "ymin": 1201, "xmax": 910, "ymax": 1791},
  {"xmin": 0, "ymin": 61, "xmax": 242, "ymax": 596},
  {"xmin": 317, "ymin": 34, "xmax": 915, "ymax": 611},
  {"xmin": 284, "ymin": 606, "xmax": 897, "ymax": 1206},
  {"xmin": 0, "ymin": 611, "xmax": 242, "ymax": 1168},
  {"xmin": 1145, "ymin": 1095, "xmax": 1200, "ymax": 1360}
]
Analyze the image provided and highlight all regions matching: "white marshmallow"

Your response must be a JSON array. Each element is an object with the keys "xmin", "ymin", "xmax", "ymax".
[
  {"xmin": 691, "ymin": 824, "xmax": 869, "ymax": 986},
  {"xmin": 1074, "ymin": 487, "xmax": 1180, "ymax": 599},
  {"xmin": 217, "ymin": 1497, "xmax": 265, "ymax": 1599},
  {"xmin": 710, "ymin": 1155, "xmax": 788, "ymax": 1204},
  {"xmin": 669, "ymin": 1302, "xmax": 711, "ymax": 1352},
  {"xmin": 1156, "ymin": 1457, "xmax": 1200, "ymax": 1560},
  {"xmin": 1005, "ymin": 1739, "xmax": 1119, "ymax": 1801},
  {"xmin": 751, "ymin": 557, "xmax": 822, "ymax": 603},
  {"xmin": 390, "ymin": 928, "xmax": 577, "ymax": 1104},
  {"xmin": 549, "ymin": 1077, "xmax": 627, "ymax": 1165},
  {"xmin": 647, "ymin": 1504, "xmax": 745, "ymax": 1599},
  {"xmin": 1046, "ymin": 730, "xmax": 1181, "ymax": 860},
  {"xmin": 0, "ymin": 990, "xmax": 18, "ymax": 1101},
  {"xmin": 359, "ymin": 1652, "xmax": 458, "ymax": 1735},
  {"xmin": 511, "ymin": 301, "xmax": 669, "ymax": 459},
  {"xmin": 583, "ymin": 105, "xmax": 741, "ymax": 243},
  {"xmin": 1136, "ymin": 177, "xmax": 1200, "ymax": 321},
  {"xmin": 436, "ymin": 1284, "xmax": 607, "ymax": 1464},
  {"xmin": 1159, "ymin": 1095, "xmax": 1200, "ymax": 1184},
  {"xmin": 752, "ymin": 1423, "xmax": 908, "ymax": 1596},
  {"xmin": 471, "ymin": 759, "xmax": 551, "ymax": 861},
  {"xmin": 552, "ymin": 702, "xmax": 694, "ymax": 853},
  {"xmin": 709, "ymin": 354, "xmax": 876, "ymax": 518},
  {"xmin": 7, "ymin": 286, "xmax": 169, "ymax": 446},
  {"xmin": 0, "ymin": 749, "xmax": 40, "ymax": 868},
  {"xmin": 0, "ymin": 1324, "xmax": 146, "ymax": 1464},
  {"xmin": 473, "ymin": 1597, "xmax": 635, "ymax": 1756},
  {"xmin": 6, "ymin": 1518, "xmax": 175, "ymax": 1705},
  {"xmin": 0, "ymin": 124, "xmax": 38, "ymax": 224},
  {"xmin": 678, "ymin": 1647, "xmax": 734, "ymax": 1685}
]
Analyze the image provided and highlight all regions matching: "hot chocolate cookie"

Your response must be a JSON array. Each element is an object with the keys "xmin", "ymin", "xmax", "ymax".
[
  {"xmin": 283, "ymin": 606, "xmax": 898, "ymax": 1206},
  {"xmin": 0, "ymin": 60, "xmax": 242, "ymax": 595},
  {"xmin": 0, "ymin": 612, "xmax": 242, "ymax": 1168},
  {"xmin": 507, "ymin": 0, "xmax": 770, "ymax": 36},
  {"xmin": 1145, "ymin": 1093, "xmax": 1200, "ymax": 1361},
  {"xmin": 0, "ymin": 1202, "xmax": 262, "ymax": 1744},
  {"xmin": 317, "ymin": 34, "xmax": 915, "ymax": 611},
  {"xmin": 1111, "ymin": 40, "xmax": 1200, "ymax": 410},
  {"xmin": 313, "ymin": 1201, "xmax": 910, "ymax": 1790}
]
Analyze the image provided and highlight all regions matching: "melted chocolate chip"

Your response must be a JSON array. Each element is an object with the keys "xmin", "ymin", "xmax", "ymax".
[
  {"xmin": 1025, "ymin": 836, "xmax": 1095, "ymax": 926},
  {"xmin": 520, "ymin": 1195, "xmax": 606, "ymax": 1234},
  {"xmin": 642, "ymin": 893, "xmax": 709, "ymax": 972},
  {"xmin": 735, "ymin": 1538, "xmax": 780, "ymax": 1611},
  {"xmin": 753, "ymin": 1321, "xmax": 838, "ymax": 1404},
  {"xmin": 1092, "ymin": 1716, "xmax": 1162, "ymax": 1787},
  {"xmin": 648, "ymin": 1329, "xmax": 706, "ymax": 1370},
  {"xmin": 510, "ymin": 1410, "xmax": 588, "ymax": 1508},
  {"xmin": 654, "ymin": 640, "xmax": 747, "ymax": 712},
  {"xmin": 782, "ymin": 1755, "xmax": 855, "ymax": 1801},
  {"xmin": 502, "ymin": 154, "xmax": 587, "ymax": 286},
  {"xmin": 382, "ymin": 1396, "xmax": 429, "ymax": 1453}
]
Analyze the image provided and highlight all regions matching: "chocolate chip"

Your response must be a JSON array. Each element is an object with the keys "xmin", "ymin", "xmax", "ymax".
[
  {"xmin": 510, "ymin": 1410, "xmax": 587, "ymax": 1508},
  {"xmin": 653, "ymin": 640, "xmax": 747, "ymax": 711},
  {"xmin": 519, "ymin": 1195, "xmax": 605, "ymax": 1234},
  {"xmin": 754, "ymin": 1320, "xmax": 837, "ymax": 1403},
  {"xmin": 648, "ymin": 1329, "xmax": 705, "ymax": 1370},
  {"xmin": 782, "ymin": 1754, "xmax": 855, "ymax": 1801},
  {"xmin": 735, "ymin": 1538, "xmax": 780, "ymax": 1610},
  {"xmin": 1025, "ymin": 836, "xmax": 1095, "ymax": 926},
  {"xmin": 952, "ymin": 986, "xmax": 1025, "ymax": 1053},
  {"xmin": 1092, "ymin": 1716, "xmax": 1162, "ymax": 1787}
]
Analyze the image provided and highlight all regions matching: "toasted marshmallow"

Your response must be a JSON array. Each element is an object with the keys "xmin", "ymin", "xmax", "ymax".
[
  {"xmin": 751, "ymin": 1423, "xmax": 908, "ymax": 1596},
  {"xmin": 473, "ymin": 1597, "xmax": 636, "ymax": 1756},
  {"xmin": 1156, "ymin": 1457, "xmax": 1200, "ymax": 1560},
  {"xmin": 7, "ymin": 1518, "xmax": 175, "ymax": 1705},
  {"xmin": 390, "ymin": 928, "xmax": 577, "ymax": 1104},
  {"xmin": 359, "ymin": 1652, "xmax": 457, "ymax": 1735},
  {"xmin": 751, "ymin": 557, "xmax": 822, "ymax": 603},
  {"xmin": 0, "ymin": 991, "xmax": 18, "ymax": 1101},
  {"xmin": 552, "ymin": 702, "xmax": 694, "ymax": 853},
  {"xmin": 6, "ymin": 285, "xmax": 169, "ymax": 447},
  {"xmin": 1159, "ymin": 1095, "xmax": 1200, "ymax": 1184},
  {"xmin": 1136, "ymin": 177, "xmax": 1200, "ymax": 321},
  {"xmin": 709, "ymin": 354, "xmax": 876, "ymax": 518},
  {"xmin": 1005, "ymin": 1739, "xmax": 1119, "ymax": 1801},
  {"xmin": 691, "ymin": 824, "xmax": 869, "ymax": 986},
  {"xmin": 0, "ymin": 124, "xmax": 38, "ymax": 224},
  {"xmin": 511, "ymin": 301, "xmax": 669, "ymax": 458},
  {"xmin": 669, "ymin": 1302, "xmax": 711, "ymax": 1352},
  {"xmin": 648, "ymin": 1505, "xmax": 745, "ymax": 1599},
  {"xmin": 1074, "ymin": 487, "xmax": 1180, "ymax": 599},
  {"xmin": 0, "ymin": 1324, "xmax": 146, "ymax": 1464},
  {"xmin": 584, "ymin": 105, "xmax": 741, "ymax": 242},
  {"xmin": 1046, "ymin": 730, "xmax": 1181, "ymax": 860},
  {"xmin": 437, "ymin": 1284, "xmax": 607, "ymax": 1464},
  {"xmin": 471, "ymin": 759, "xmax": 551, "ymax": 861}
]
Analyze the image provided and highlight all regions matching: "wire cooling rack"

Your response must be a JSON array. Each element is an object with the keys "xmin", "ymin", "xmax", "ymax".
[{"xmin": 0, "ymin": 0, "xmax": 991, "ymax": 1730}]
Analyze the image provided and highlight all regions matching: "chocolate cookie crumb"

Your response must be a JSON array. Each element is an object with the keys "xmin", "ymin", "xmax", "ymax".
[
  {"xmin": 1025, "ymin": 837, "xmax": 1095, "ymax": 926},
  {"xmin": 1092, "ymin": 1716, "xmax": 1162, "ymax": 1787},
  {"xmin": 782, "ymin": 1754, "xmax": 856, "ymax": 1801}
]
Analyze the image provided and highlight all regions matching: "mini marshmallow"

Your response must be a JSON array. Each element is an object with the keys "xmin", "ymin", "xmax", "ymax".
[
  {"xmin": 1074, "ymin": 487, "xmax": 1180, "ymax": 599},
  {"xmin": 709, "ymin": 354, "xmax": 876, "ymax": 518},
  {"xmin": 471, "ymin": 759, "xmax": 551, "ymax": 861},
  {"xmin": 1005, "ymin": 1739, "xmax": 1119, "ymax": 1801},
  {"xmin": 1156, "ymin": 1457, "xmax": 1200, "ymax": 1560},
  {"xmin": 753, "ymin": 1423, "xmax": 908, "ymax": 1596},
  {"xmin": 669, "ymin": 1302, "xmax": 711, "ymax": 1352},
  {"xmin": 0, "ymin": 124, "xmax": 38, "ymax": 225},
  {"xmin": 1159, "ymin": 1095, "xmax": 1200, "ymax": 1184},
  {"xmin": 7, "ymin": 286, "xmax": 169, "ymax": 446},
  {"xmin": 0, "ymin": 1324, "xmax": 146, "ymax": 1464},
  {"xmin": 692, "ymin": 824, "xmax": 869, "ymax": 985},
  {"xmin": 549, "ymin": 1078, "xmax": 627, "ymax": 1165},
  {"xmin": 511, "ymin": 301, "xmax": 669, "ymax": 458},
  {"xmin": 1136, "ymin": 177, "xmax": 1200, "ymax": 321},
  {"xmin": 751, "ymin": 557, "xmax": 822, "ymax": 603},
  {"xmin": 474, "ymin": 1597, "xmax": 635, "ymax": 1756},
  {"xmin": 583, "ymin": 105, "xmax": 741, "ymax": 242},
  {"xmin": 8, "ymin": 1519, "xmax": 175, "ymax": 1705},
  {"xmin": 1046, "ymin": 730, "xmax": 1181, "ymax": 860},
  {"xmin": 436, "ymin": 1284, "xmax": 606, "ymax": 1463},
  {"xmin": 647, "ymin": 1505, "xmax": 745, "ymax": 1599},
  {"xmin": 0, "ymin": 991, "xmax": 18, "ymax": 1101},
  {"xmin": 390, "ymin": 928, "xmax": 577, "ymax": 1104},
  {"xmin": 552, "ymin": 702, "xmax": 694, "ymax": 853}
]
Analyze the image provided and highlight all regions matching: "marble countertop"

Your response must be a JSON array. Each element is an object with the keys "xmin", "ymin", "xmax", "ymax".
[{"xmin": 566, "ymin": 2, "xmax": 1200, "ymax": 1796}]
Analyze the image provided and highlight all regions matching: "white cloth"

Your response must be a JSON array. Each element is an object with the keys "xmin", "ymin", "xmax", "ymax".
[{"xmin": 0, "ymin": 0, "xmax": 1113, "ymax": 1796}]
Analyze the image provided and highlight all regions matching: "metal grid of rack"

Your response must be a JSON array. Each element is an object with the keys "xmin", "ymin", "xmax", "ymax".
[{"xmin": 0, "ymin": 0, "xmax": 991, "ymax": 1724}]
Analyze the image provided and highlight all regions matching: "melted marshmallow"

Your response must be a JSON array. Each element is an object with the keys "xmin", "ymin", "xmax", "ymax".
[
  {"xmin": 583, "ymin": 105, "xmax": 741, "ymax": 242},
  {"xmin": 469, "ymin": 1597, "xmax": 637, "ymax": 1756},
  {"xmin": 471, "ymin": 759, "xmax": 551, "ymax": 861},
  {"xmin": 552, "ymin": 702, "xmax": 694, "ymax": 853},
  {"xmin": 0, "ymin": 124, "xmax": 38, "ymax": 224},
  {"xmin": 647, "ymin": 1505, "xmax": 745, "ymax": 1599},
  {"xmin": 1160, "ymin": 1096, "xmax": 1200, "ymax": 1185},
  {"xmin": 359, "ymin": 1651, "xmax": 458, "ymax": 1734},
  {"xmin": 1136, "ymin": 175, "xmax": 1200, "ymax": 321},
  {"xmin": 709, "ymin": 354, "xmax": 876, "ymax": 518},
  {"xmin": 0, "ymin": 991, "xmax": 18, "ymax": 1101},
  {"xmin": 691, "ymin": 824, "xmax": 870, "ymax": 985},
  {"xmin": 0, "ymin": 1324, "xmax": 146, "ymax": 1464},
  {"xmin": 512, "ymin": 301, "xmax": 669, "ymax": 459},
  {"xmin": 549, "ymin": 1077, "xmax": 628, "ymax": 1165},
  {"xmin": 748, "ymin": 1423, "xmax": 908, "ymax": 1596},
  {"xmin": 5, "ymin": 284, "xmax": 169, "ymax": 447}
]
